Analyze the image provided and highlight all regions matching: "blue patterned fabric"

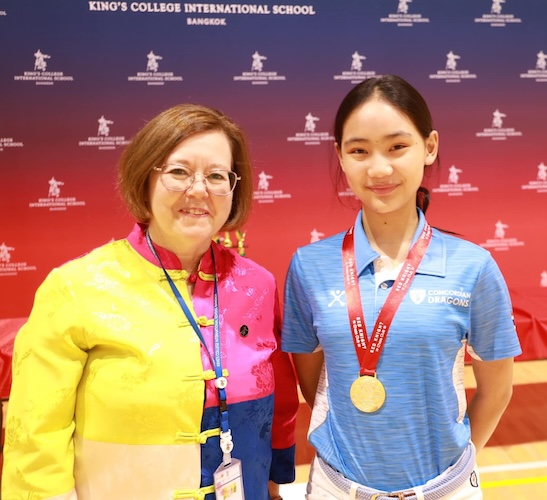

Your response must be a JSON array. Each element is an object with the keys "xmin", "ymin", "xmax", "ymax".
[{"xmin": 201, "ymin": 394, "xmax": 295, "ymax": 499}]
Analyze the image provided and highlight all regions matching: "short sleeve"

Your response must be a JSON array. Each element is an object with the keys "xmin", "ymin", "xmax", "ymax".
[
  {"xmin": 281, "ymin": 251, "xmax": 320, "ymax": 354},
  {"xmin": 467, "ymin": 255, "xmax": 522, "ymax": 361}
]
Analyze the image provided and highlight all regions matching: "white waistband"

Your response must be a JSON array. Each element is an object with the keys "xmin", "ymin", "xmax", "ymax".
[{"xmin": 316, "ymin": 443, "xmax": 476, "ymax": 500}]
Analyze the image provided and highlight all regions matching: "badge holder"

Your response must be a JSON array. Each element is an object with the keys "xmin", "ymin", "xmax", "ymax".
[{"xmin": 214, "ymin": 430, "xmax": 245, "ymax": 499}]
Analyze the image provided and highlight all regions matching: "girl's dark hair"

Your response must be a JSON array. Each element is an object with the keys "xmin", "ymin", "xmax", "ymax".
[{"xmin": 333, "ymin": 74, "xmax": 438, "ymax": 213}]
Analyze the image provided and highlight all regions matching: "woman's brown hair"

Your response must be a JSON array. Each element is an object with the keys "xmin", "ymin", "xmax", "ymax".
[{"xmin": 118, "ymin": 103, "xmax": 253, "ymax": 230}]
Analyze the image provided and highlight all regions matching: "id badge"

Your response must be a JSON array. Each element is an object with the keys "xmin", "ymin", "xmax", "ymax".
[{"xmin": 214, "ymin": 458, "xmax": 245, "ymax": 500}]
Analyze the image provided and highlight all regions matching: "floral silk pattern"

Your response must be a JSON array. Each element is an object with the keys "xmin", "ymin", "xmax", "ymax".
[{"xmin": 2, "ymin": 223, "xmax": 298, "ymax": 500}]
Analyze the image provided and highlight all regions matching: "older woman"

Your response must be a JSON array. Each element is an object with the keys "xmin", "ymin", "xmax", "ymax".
[{"xmin": 3, "ymin": 104, "xmax": 298, "ymax": 500}]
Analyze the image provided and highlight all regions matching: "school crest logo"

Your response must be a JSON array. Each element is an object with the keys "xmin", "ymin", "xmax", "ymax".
[{"xmin": 410, "ymin": 289, "xmax": 426, "ymax": 304}]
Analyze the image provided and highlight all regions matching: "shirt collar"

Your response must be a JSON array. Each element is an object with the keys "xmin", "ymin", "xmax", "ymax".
[{"xmin": 353, "ymin": 209, "xmax": 446, "ymax": 277}]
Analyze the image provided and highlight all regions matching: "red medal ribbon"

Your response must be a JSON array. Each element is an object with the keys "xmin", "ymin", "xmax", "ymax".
[{"xmin": 342, "ymin": 222, "xmax": 432, "ymax": 377}]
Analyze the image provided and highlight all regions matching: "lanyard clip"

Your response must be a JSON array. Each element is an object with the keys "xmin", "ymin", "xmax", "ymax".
[
  {"xmin": 215, "ymin": 376, "xmax": 228, "ymax": 389},
  {"xmin": 220, "ymin": 430, "xmax": 234, "ymax": 453},
  {"xmin": 220, "ymin": 430, "xmax": 234, "ymax": 465}
]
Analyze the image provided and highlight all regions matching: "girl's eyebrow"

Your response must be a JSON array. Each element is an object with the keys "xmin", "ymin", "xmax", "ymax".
[{"xmin": 343, "ymin": 130, "xmax": 413, "ymax": 147}]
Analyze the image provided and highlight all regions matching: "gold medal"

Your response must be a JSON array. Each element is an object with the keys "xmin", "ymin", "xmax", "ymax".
[{"xmin": 350, "ymin": 375, "xmax": 386, "ymax": 413}]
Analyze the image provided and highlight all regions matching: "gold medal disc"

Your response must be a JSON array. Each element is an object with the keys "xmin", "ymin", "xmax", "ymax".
[{"xmin": 350, "ymin": 375, "xmax": 386, "ymax": 413}]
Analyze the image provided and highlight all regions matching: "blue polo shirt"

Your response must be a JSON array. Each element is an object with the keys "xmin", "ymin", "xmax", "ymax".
[{"xmin": 282, "ymin": 209, "xmax": 521, "ymax": 491}]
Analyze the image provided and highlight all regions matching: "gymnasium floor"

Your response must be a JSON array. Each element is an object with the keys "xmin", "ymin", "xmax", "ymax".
[{"xmin": 280, "ymin": 359, "xmax": 547, "ymax": 499}]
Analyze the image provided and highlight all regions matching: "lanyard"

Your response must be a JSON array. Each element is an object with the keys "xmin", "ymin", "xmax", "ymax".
[
  {"xmin": 145, "ymin": 231, "xmax": 233, "ymax": 464},
  {"xmin": 342, "ymin": 222, "xmax": 432, "ymax": 377}
]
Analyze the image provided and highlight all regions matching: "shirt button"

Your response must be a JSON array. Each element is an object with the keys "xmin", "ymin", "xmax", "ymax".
[{"xmin": 380, "ymin": 282, "xmax": 388, "ymax": 290}]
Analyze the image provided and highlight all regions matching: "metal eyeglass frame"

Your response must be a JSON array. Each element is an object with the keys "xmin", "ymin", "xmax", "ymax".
[{"xmin": 153, "ymin": 164, "xmax": 241, "ymax": 196}]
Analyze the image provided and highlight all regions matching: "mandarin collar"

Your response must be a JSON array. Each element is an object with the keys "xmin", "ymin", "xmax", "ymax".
[{"xmin": 127, "ymin": 222, "xmax": 218, "ymax": 274}]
